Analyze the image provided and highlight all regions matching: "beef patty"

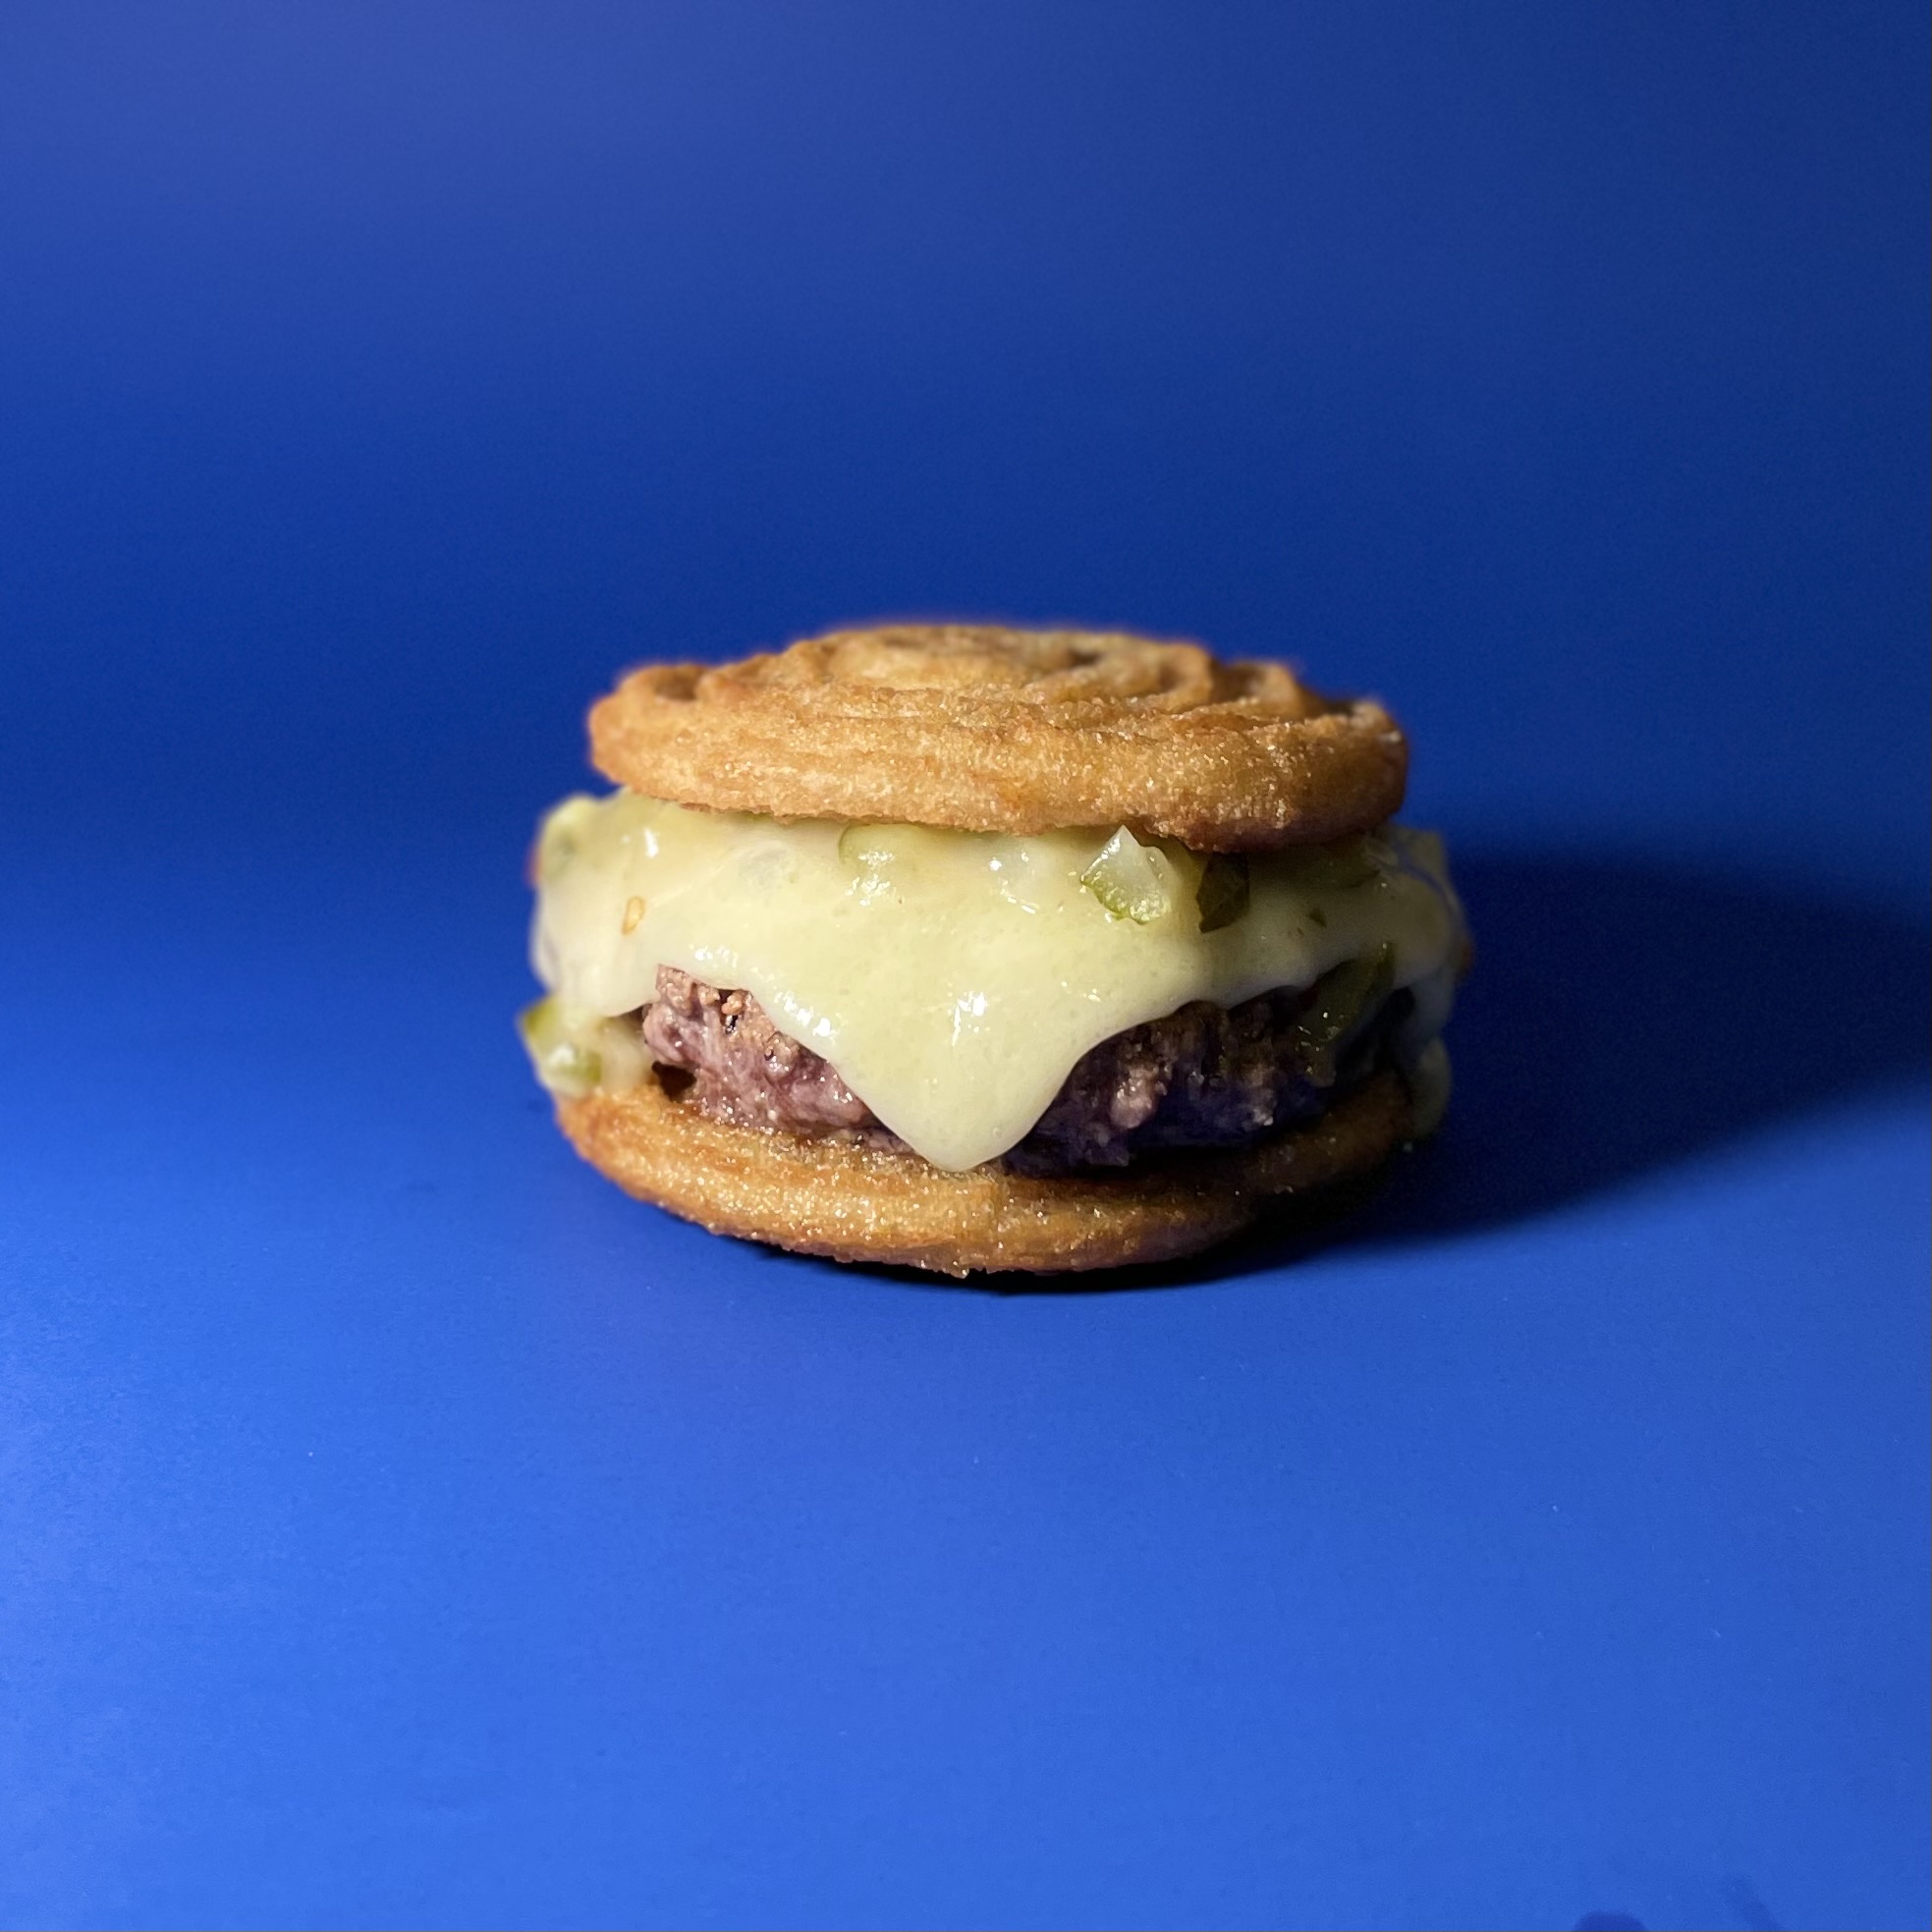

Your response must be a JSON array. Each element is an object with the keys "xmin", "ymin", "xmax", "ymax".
[{"xmin": 637, "ymin": 962, "xmax": 1408, "ymax": 1176}]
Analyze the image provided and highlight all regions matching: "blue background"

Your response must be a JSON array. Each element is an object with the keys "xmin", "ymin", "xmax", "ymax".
[{"xmin": 2, "ymin": 5, "xmax": 1926, "ymax": 1928}]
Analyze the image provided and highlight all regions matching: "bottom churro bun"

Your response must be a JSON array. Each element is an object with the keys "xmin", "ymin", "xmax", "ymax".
[
  {"xmin": 555, "ymin": 1068, "xmax": 1418, "ymax": 1277},
  {"xmin": 521, "ymin": 626, "xmax": 1468, "ymax": 1277}
]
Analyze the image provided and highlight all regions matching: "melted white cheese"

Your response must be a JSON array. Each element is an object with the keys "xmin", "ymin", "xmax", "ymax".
[{"xmin": 529, "ymin": 794, "xmax": 1464, "ymax": 1172}]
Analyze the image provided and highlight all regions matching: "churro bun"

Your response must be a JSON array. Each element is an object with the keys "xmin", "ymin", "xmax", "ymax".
[
  {"xmin": 589, "ymin": 625, "xmax": 1407, "ymax": 852},
  {"xmin": 556, "ymin": 1068, "xmax": 1418, "ymax": 1278}
]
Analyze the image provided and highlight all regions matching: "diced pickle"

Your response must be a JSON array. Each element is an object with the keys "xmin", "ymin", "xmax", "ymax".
[
  {"xmin": 518, "ymin": 995, "xmax": 608, "ymax": 1098},
  {"xmin": 1278, "ymin": 835, "xmax": 1391, "ymax": 893},
  {"xmin": 1194, "ymin": 853, "xmax": 1250, "ymax": 932},
  {"xmin": 1079, "ymin": 827, "xmax": 1175, "ymax": 923},
  {"xmin": 516, "ymin": 995, "xmax": 556, "ymax": 1050},
  {"xmin": 1293, "ymin": 944, "xmax": 1395, "ymax": 1080},
  {"xmin": 545, "ymin": 1041, "xmax": 603, "ymax": 1091}
]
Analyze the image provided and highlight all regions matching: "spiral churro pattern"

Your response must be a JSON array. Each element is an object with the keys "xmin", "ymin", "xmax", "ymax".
[{"xmin": 589, "ymin": 626, "xmax": 1408, "ymax": 851}]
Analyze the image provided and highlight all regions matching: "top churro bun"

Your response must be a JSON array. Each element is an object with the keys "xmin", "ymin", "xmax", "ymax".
[{"xmin": 588, "ymin": 625, "xmax": 1408, "ymax": 851}]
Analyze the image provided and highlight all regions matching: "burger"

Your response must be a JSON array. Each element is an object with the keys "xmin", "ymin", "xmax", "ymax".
[{"xmin": 521, "ymin": 625, "xmax": 1466, "ymax": 1275}]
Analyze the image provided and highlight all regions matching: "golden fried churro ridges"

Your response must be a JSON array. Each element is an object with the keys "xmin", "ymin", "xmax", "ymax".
[
  {"xmin": 589, "ymin": 626, "xmax": 1407, "ymax": 851},
  {"xmin": 556, "ymin": 1069, "xmax": 1415, "ymax": 1277}
]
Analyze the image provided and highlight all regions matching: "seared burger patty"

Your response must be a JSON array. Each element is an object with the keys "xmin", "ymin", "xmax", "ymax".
[
  {"xmin": 640, "ymin": 970, "xmax": 878, "ymax": 1138},
  {"xmin": 638, "ymin": 964, "xmax": 1408, "ymax": 1176}
]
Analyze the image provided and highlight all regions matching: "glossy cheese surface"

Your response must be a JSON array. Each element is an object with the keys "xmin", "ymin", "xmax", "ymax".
[{"xmin": 530, "ymin": 794, "xmax": 1463, "ymax": 1171}]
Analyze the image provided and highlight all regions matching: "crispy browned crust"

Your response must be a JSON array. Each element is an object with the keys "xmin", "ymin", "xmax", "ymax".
[
  {"xmin": 554, "ymin": 1069, "xmax": 1417, "ymax": 1276},
  {"xmin": 589, "ymin": 626, "xmax": 1407, "ymax": 852}
]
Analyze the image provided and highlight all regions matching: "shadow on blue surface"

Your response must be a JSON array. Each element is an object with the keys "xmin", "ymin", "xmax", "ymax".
[
  {"xmin": 796, "ymin": 852, "xmax": 1930, "ymax": 1296},
  {"xmin": 1367, "ymin": 851, "xmax": 1931, "ymax": 1231}
]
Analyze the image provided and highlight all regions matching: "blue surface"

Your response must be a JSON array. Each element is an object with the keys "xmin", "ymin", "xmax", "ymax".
[{"xmin": 2, "ymin": 6, "xmax": 1926, "ymax": 1928}]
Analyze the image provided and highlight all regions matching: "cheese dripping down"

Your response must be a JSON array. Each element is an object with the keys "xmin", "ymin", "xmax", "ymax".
[{"xmin": 528, "ymin": 792, "xmax": 1464, "ymax": 1173}]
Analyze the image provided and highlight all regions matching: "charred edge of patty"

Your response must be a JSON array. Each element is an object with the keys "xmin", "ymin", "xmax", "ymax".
[{"xmin": 633, "ymin": 965, "xmax": 1415, "ymax": 1179}]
